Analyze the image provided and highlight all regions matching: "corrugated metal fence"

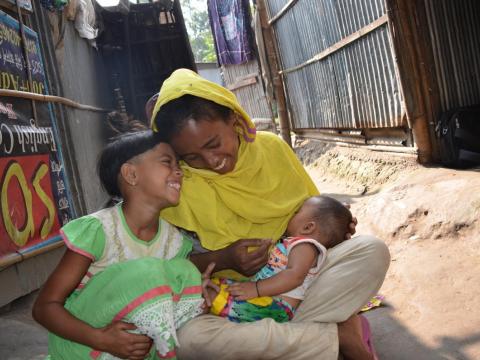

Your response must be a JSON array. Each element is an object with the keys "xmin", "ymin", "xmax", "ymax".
[
  {"xmin": 266, "ymin": 0, "xmax": 404, "ymax": 130},
  {"xmin": 222, "ymin": 61, "xmax": 273, "ymax": 120},
  {"xmin": 424, "ymin": 0, "xmax": 480, "ymax": 112}
]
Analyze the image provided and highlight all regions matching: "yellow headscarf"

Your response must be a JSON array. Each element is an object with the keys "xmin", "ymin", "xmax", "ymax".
[
  {"xmin": 151, "ymin": 69, "xmax": 318, "ymax": 277},
  {"xmin": 151, "ymin": 68, "xmax": 256, "ymax": 142}
]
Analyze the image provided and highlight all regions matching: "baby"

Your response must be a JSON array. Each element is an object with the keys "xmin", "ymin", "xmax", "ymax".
[{"xmin": 210, "ymin": 195, "xmax": 352, "ymax": 322}]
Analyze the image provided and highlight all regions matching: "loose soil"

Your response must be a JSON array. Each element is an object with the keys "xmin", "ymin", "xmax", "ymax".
[{"xmin": 296, "ymin": 138, "xmax": 480, "ymax": 360}]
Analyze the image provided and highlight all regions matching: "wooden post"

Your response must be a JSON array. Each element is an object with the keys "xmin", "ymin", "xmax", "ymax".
[
  {"xmin": 407, "ymin": 0, "xmax": 443, "ymax": 162},
  {"xmin": 256, "ymin": 0, "xmax": 292, "ymax": 147},
  {"xmin": 386, "ymin": 0, "xmax": 433, "ymax": 163}
]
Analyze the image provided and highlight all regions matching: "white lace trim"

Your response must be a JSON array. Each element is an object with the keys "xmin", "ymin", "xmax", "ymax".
[
  {"xmin": 174, "ymin": 297, "xmax": 205, "ymax": 329},
  {"xmin": 98, "ymin": 352, "xmax": 122, "ymax": 360},
  {"xmin": 94, "ymin": 295, "xmax": 204, "ymax": 358},
  {"xmin": 129, "ymin": 296, "xmax": 203, "ymax": 356},
  {"xmin": 129, "ymin": 297, "xmax": 177, "ymax": 356}
]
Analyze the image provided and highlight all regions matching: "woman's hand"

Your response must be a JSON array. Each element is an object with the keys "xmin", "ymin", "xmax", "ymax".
[
  {"xmin": 224, "ymin": 239, "xmax": 272, "ymax": 276},
  {"xmin": 343, "ymin": 203, "xmax": 358, "ymax": 239},
  {"xmin": 345, "ymin": 216, "xmax": 358, "ymax": 239},
  {"xmin": 228, "ymin": 281, "xmax": 258, "ymax": 301},
  {"xmin": 201, "ymin": 262, "xmax": 220, "ymax": 309},
  {"xmin": 96, "ymin": 321, "xmax": 152, "ymax": 360}
]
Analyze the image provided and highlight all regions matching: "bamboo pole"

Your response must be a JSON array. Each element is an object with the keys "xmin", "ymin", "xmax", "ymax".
[
  {"xmin": 295, "ymin": 130, "xmax": 418, "ymax": 156},
  {"xmin": 268, "ymin": 0, "xmax": 298, "ymax": 26},
  {"xmin": 0, "ymin": 89, "xmax": 110, "ymax": 112},
  {"xmin": 408, "ymin": 0, "xmax": 443, "ymax": 162},
  {"xmin": 385, "ymin": 0, "xmax": 433, "ymax": 163},
  {"xmin": 0, "ymin": 241, "xmax": 64, "ymax": 270},
  {"xmin": 256, "ymin": 0, "xmax": 291, "ymax": 147},
  {"xmin": 280, "ymin": 15, "xmax": 388, "ymax": 75}
]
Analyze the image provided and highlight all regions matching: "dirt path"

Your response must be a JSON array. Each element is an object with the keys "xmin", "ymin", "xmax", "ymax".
[{"xmin": 301, "ymin": 139, "xmax": 480, "ymax": 360}]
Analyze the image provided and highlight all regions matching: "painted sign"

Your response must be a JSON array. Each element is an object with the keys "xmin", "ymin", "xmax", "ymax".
[{"xmin": 0, "ymin": 11, "xmax": 73, "ymax": 258}]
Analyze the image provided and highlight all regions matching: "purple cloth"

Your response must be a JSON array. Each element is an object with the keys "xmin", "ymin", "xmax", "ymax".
[{"xmin": 207, "ymin": 0, "xmax": 254, "ymax": 65}]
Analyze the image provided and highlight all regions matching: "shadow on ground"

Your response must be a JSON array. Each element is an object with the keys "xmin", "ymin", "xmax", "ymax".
[{"xmin": 366, "ymin": 306, "xmax": 480, "ymax": 360}]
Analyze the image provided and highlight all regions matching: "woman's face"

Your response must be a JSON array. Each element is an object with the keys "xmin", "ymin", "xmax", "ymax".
[{"xmin": 170, "ymin": 116, "xmax": 240, "ymax": 174}]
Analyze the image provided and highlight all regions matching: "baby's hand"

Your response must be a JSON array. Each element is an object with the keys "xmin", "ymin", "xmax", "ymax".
[{"xmin": 228, "ymin": 281, "xmax": 258, "ymax": 301}]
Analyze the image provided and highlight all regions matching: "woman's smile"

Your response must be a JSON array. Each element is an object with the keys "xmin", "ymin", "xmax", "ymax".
[
  {"xmin": 171, "ymin": 117, "xmax": 240, "ymax": 174},
  {"xmin": 213, "ymin": 158, "xmax": 227, "ymax": 171}
]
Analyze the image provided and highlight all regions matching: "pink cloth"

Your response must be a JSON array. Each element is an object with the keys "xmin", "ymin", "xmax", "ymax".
[{"xmin": 360, "ymin": 315, "xmax": 379, "ymax": 360}]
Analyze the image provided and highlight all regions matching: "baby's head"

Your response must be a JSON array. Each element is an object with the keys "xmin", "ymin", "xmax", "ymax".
[
  {"xmin": 98, "ymin": 130, "xmax": 182, "ymax": 207},
  {"xmin": 286, "ymin": 195, "xmax": 353, "ymax": 248}
]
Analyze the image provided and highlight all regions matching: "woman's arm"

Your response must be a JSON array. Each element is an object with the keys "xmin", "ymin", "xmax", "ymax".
[
  {"xmin": 189, "ymin": 238, "xmax": 272, "ymax": 276},
  {"xmin": 227, "ymin": 243, "xmax": 318, "ymax": 300},
  {"xmin": 33, "ymin": 250, "xmax": 151, "ymax": 359}
]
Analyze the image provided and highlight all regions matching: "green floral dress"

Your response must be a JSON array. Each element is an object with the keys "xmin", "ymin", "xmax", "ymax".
[{"xmin": 47, "ymin": 204, "xmax": 203, "ymax": 360}]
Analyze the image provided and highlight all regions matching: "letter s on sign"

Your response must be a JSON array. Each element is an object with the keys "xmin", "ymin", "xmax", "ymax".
[
  {"xmin": 1, "ymin": 161, "xmax": 35, "ymax": 246},
  {"xmin": 33, "ymin": 162, "xmax": 55, "ymax": 239}
]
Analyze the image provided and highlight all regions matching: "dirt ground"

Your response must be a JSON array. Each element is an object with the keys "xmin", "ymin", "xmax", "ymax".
[
  {"xmin": 296, "ymin": 139, "xmax": 480, "ymax": 360},
  {"xmin": 1, "ymin": 139, "xmax": 479, "ymax": 359}
]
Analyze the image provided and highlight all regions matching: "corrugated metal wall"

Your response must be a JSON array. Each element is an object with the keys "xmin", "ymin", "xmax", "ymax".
[
  {"xmin": 266, "ymin": 0, "xmax": 404, "ymax": 130},
  {"xmin": 30, "ymin": 4, "xmax": 112, "ymax": 216},
  {"xmin": 424, "ymin": 0, "xmax": 480, "ymax": 112},
  {"xmin": 59, "ymin": 21, "xmax": 113, "ymax": 214},
  {"xmin": 222, "ymin": 60, "xmax": 272, "ymax": 119}
]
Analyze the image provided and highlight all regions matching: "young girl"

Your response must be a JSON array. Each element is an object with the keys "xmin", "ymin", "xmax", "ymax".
[
  {"xmin": 33, "ymin": 130, "xmax": 216, "ymax": 360},
  {"xmin": 210, "ymin": 195, "xmax": 352, "ymax": 323}
]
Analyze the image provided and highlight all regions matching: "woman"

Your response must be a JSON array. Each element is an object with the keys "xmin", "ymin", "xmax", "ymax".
[{"xmin": 148, "ymin": 69, "xmax": 389, "ymax": 359}]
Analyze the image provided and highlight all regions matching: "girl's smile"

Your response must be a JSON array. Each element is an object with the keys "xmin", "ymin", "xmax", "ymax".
[
  {"xmin": 167, "ymin": 181, "xmax": 181, "ymax": 191},
  {"xmin": 131, "ymin": 143, "xmax": 183, "ymax": 206}
]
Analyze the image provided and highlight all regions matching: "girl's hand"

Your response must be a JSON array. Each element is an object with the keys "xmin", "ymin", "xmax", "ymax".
[
  {"xmin": 224, "ymin": 239, "xmax": 272, "ymax": 276},
  {"xmin": 228, "ymin": 281, "xmax": 258, "ymax": 301},
  {"xmin": 97, "ymin": 321, "xmax": 152, "ymax": 360},
  {"xmin": 201, "ymin": 262, "xmax": 220, "ymax": 308}
]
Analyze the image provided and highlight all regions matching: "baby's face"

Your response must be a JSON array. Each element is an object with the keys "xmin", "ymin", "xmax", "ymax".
[{"xmin": 286, "ymin": 201, "xmax": 316, "ymax": 237}]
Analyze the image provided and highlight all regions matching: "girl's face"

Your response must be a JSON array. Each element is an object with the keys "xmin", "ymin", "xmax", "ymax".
[
  {"xmin": 170, "ymin": 115, "xmax": 240, "ymax": 174},
  {"xmin": 133, "ymin": 143, "xmax": 183, "ymax": 206}
]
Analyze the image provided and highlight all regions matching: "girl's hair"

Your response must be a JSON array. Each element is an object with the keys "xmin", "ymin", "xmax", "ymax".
[
  {"xmin": 153, "ymin": 95, "xmax": 232, "ymax": 141},
  {"xmin": 98, "ymin": 130, "xmax": 165, "ymax": 197},
  {"xmin": 106, "ymin": 111, "xmax": 148, "ymax": 134}
]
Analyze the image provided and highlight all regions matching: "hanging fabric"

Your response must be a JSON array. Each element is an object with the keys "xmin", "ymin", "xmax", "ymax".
[
  {"xmin": 207, "ymin": 0, "xmax": 254, "ymax": 65},
  {"xmin": 40, "ymin": 0, "xmax": 68, "ymax": 12}
]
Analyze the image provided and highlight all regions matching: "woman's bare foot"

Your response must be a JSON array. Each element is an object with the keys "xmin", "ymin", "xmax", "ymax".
[{"xmin": 338, "ymin": 315, "xmax": 375, "ymax": 360}]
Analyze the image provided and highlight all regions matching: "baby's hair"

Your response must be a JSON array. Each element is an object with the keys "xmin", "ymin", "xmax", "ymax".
[
  {"xmin": 97, "ymin": 130, "xmax": 165, "ymax": 197},
  {"xmin": 153, "ymin": 95, "xmax": 232, "ymax": 141},
  {"xmin": 310, "ymin": 195, "xmax": 353, "ymax": 247}
]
